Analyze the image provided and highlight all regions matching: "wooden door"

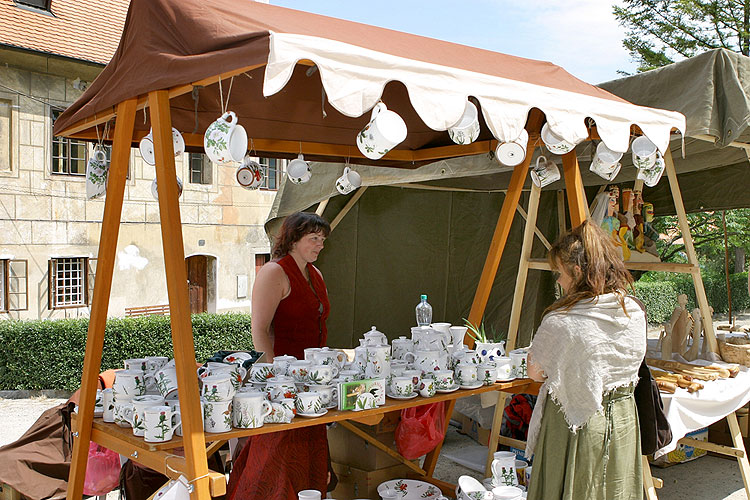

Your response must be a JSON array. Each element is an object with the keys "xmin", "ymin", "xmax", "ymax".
[{"xmin": 186, "ymin": 255, "xmax": 207, "ymax": 314}]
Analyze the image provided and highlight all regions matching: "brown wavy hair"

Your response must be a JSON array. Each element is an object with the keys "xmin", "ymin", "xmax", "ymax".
[
  {"xmin": 545, "ymin": 219, "xmax": 634, "ymax": 315},
  {"xmin": 272, "ymin": 212, "xmax": 331, "ymax": 258}
]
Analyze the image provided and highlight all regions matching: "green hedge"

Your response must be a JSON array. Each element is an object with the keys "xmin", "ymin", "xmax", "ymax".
[
  {"xmin": 635, "ymin": 271, "xmax": 749, "ymax": 324},
  {"xmin": 0, "ymin": 313, "xmax": 253, "ymax": 391}
]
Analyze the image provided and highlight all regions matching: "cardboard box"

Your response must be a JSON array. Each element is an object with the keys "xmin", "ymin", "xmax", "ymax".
[
  {"xmin": 0, "ymin": 483, "xmax": 22, "ymax": 500},
  {"xmin": 328, "ymin": 413, "xmax": 412, "ymax": 471},
  {"xmin": 650, "ymin": 428, "xmax": 708, "ymax": 468},
  {"xmin": 454, "ymin": 411, "xmax": 491, "ymax": 447},
  {"xmin": 331, "ymin": 462, "xmax": 415, "ymax": 500}
]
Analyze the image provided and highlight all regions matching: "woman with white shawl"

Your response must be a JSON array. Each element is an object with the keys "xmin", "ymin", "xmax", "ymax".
[{"xmin": 525, "ymin": 220, "xmax": 646, "ymax": 500}]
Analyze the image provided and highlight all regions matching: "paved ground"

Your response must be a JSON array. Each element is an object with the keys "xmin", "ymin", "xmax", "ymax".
[{"xmin": 0, "ymin": 396, "xmax": 746, "ymax": 499}]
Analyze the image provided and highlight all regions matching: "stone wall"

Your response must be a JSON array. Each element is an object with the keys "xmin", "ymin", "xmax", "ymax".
[{"xmin": 0, "ymin": 47, "xmax": 277, "ymax": 319}]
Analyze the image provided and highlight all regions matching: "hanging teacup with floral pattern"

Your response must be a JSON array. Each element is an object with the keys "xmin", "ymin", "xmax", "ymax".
[{"xmin": 86, "ymin": 146, "xmax": 109, "ymax": 200}]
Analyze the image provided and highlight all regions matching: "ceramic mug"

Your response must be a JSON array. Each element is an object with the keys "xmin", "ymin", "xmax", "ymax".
[
  {"xmin": 391, "ymin": 376, "xmax": 414, "ymax": 397},
  {"xmin": 203, "ymin": 111, "xmax": 248, "ymax": 165},
  {"xmin": 335, "ymin": 166, "xmax": 362, "ymax": 195},
  {"xmin": 113, "ymin": 397, "xmax": 134, "ymax": 428},
  {"xmin": 477, "ymin": 362, "xmax": 497, "ymax": 386},
  {"xmin": 112, "ymin": 369, "xmax": 147, "ymax": 399},
  {"xmin": 138, "ymin": 128, "xmax": 185, "ymax": 166},
  {"xmin": 130, "ymin": 395, "xmax": 165, "ymax": 437},
  {"xmin": 430, "ymin": 322, "xmax": 452, "ymax": 346},
  {"xmin": 154, "ymin": 366, "xmax": 179, "ymax": 400},
  {"xmin": 86, "ymin": 149, "xmax": 108, "ymax": 200},
  {"xmin": 491, "ymin": 451, "xmax": 519, "ymax": 487},
  {"xmin": 265, "ymin": 398, "xmax": 296, "ymax": 423},
  {"xmin": 491, "ymin": 486, "xmax": 523, "ymax": 500},
  {"xmin": 272, "ymin": 355, "xmax": 298, "ymax": 376},
  {"xmin": 146, "ymin": 356, "xmax": 169, "ymax": 374},
  {"xmin": 448, "ymin": 101, "xmax": 480, "ymax": 145},
  {"xmin": 289, "ymin": 360, "xmax": 313, "ymax": 384},
  {"xmin": 541, "ymin": 122, "xmax": 575, "ymax": 155},
  {"xmin": 494, "ymin": 356, "xmax": 514, "ymax": 381},
  {"xmin": 456, "ymin": 362, "xmax": 478, "ymax": 386},
  {"xmin": 391, "ymin": 336, "xmax": 413, "ymax": 361},
  {"xmin": 631, "ymin": 135, "xmax": 658, "ymax": 170},
  {"xmin": 524, "ymin": 466, "xmax": 533, "ymax": 490},
  {"xmin": 295, "ymin": 391, "xmax": 324, "ymax": 415},
  {"xmin": 94, "ymin": 388, "xmax": 104, "ymax": 415},
  {"xmin": 356, "ymin": 102, "xmax": 407, "ymax": 160},
  {"xmin": 236, "ymin": 156, "xmax": 264, "ymax": 189},
  {"xmin": 166, "ymin": 401, "xmax": 183, "ymax": 436},
  {"xmin": 232, "ymin": 392, "xmax": 272, "ymax": 429},
  {"xmin": 405, "ymin": 349, "xmax": 442, "ymax": 375},
  {"xmin": 531, "ymin": 155, "xmax": 561, "ymax": 188},
  {"xmin": 101, "ymin": 388, "xmax": 115, "ymax": 423},
  {"xmin": 303, "ymin": 347, "xmax": 322, "ymax": 361},
  {"xmin": 287, "ymin": 154, "xmax": 312, "ymax": 184},
  {"xmin": 509, "ymin": 349, "xmax": 528, "ymax": 379},
  {"xmin": 637, "ymin": 153, "xmax": 665, "ymax": 187},
  {"xmin": 313, "ymin": 347, "xmax": 347, "ymax": 371},
  {"xmin": 434, "ymin": 370, "xmax": 455, "ymax": 390},
  {"xmin": 305, "ymin": 384, "xmax": 337, "ymax": 408},
  {"xmin": 265, "ymin": 376, "xmax": 298, "ymax": 402},
  {"xmin": 201, "ymin": 373, "xmax": 237, "ymax": 402},
  {"xmin": 590, "ymin": 141, "xmax": 623, "ymax": 178},
  {"xmin": 143, "ymin": 405, "xmax": 179, "ymax": 443},
  {"xmin": 495, "ymin": 129, "xmax": 529, "ymax": 167},
  {"xmin": 203, "ymin": 399, "xmax": 233, "ymax": 433},
  {"xmin": 123, "ymin": 358, "xmax": 148, "ymax": 373},
  {"xmin": 249, "ymin": 362, "xmax": 276, "ymax": 383},
  {"xmin": 150, "ymin": 176, "xmax": 183, "ymax": 201},
  {"xmin": 418, "ymin": 376, "xmax": 437, "ymax": 397},
  {"xmin": 307, "ymin": 364, "xmax": 336, "ymax": 385}
]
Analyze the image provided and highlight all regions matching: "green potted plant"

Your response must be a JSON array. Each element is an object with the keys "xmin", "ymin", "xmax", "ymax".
[{"xmin": 463, "ymin": 318, "xmax": 506, "ymax": 362}]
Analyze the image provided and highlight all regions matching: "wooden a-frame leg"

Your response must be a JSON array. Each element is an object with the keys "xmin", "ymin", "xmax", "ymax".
[
  {"xmin": 150, "ymin": 90, "xmax": 211, "ymax": 499},
  {"xmin": 727, "ymin": 411, "xmax": 750, "ymax": 498},
  {"xmin": 662, "ymin": 149, "xmax": 718, "ymax": 353},
  {"xmin": 642, "ymin": 455, "xmax": 659, "ymax": 500},
  {"xmin": 67, "ymin": 99, "xmax": 137, "ymax": 500},
  {"xmin": 561, "ymin": 151, "xmax": 587, "ymax": 226},
  {"xmin": 465, "ymin": 138, "xmax": 533, "ymax": 346}
]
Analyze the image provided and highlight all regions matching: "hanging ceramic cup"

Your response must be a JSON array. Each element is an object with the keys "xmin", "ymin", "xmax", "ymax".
[
  {"xmin": 590, "ymin": 141, "xmax": 623, "ymax": 179},
  {"xmin": 530, "ymin": 156, "xmax": 561, "ymax": 188},
  {"xmin": 236, "ymin": 155, "xmax": 263, "ymax": 189},
  {"xmin": 286, "ymin": 154, "xmax": 312, "ymax": 184},
  {"xmin": 356, "ymin": 102, "xmax": 407, "ymax": 160},
  {"xmin": 631, "ymin": 136, "xmax": 658, "ymax": 170},
  {"xmin": 139, "ymin": 128, "xmax": 185, "ymax": 166},
  {"xmin": 637, "ymin": 152, "xmax": 665, "ymax": 187},
  {"xmin": 151, "ymin": 176, "xmax": 183, "ymax": 201},
  {"xmin": 448, "ymin": 101, "xmax": 481, "ymax": 145},
  {"xmin": 203, "ymin": 111, "xmax": 248, "ymax": 165},
  {"xmin": 541, "ymin": 122, "xmax": 576, "ymax": 155},
  {"xmin": 336, "ymin": 166, "xmax": 362, "ymax": 195},
  {"xmin": 86, "ymin": 147, "xmax": 108, "ymax": 200},
  {"xmin": 495, "ymin": 129, "xmax": 529, "ymax": 167}
]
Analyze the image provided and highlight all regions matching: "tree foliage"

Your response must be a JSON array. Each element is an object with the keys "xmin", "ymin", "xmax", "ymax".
[{"xmin": 614, "ymin": 0, "xmax": 750, "ymax": 72}]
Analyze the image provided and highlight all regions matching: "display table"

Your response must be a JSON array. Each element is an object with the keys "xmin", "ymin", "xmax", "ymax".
[{"xmin": 72, "ymin": 378, "xmax": 540, "ymax": 496}]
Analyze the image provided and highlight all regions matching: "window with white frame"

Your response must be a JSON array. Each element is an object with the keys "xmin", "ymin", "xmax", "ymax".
[
  {"xmin": 0, "ymin": 259, "xmax": 28, "ymax": 312},
  {"xmin": 259, "ymin": 158, "xmax": 283, "ymax": 190},
  {"xmin": 48, "ymin": 257, "xmax": 94, "ymax": 309},
  {"xmin": 189, "ymin": 153, "xmax": 212, "ymax": 185},
  {"xmin": 51, "ymin": 110, "xmax": 87, "ymax": 175}
]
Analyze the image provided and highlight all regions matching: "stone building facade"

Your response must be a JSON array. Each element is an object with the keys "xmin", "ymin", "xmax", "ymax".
[{"xmin": 0, "ymin": 1, "xmax": 279, "ymax": 319}]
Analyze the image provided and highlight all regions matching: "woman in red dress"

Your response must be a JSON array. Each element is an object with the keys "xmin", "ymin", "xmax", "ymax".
[{"xmin": 227, "ymin": 212, "xmax": 332, "ymax": 500}]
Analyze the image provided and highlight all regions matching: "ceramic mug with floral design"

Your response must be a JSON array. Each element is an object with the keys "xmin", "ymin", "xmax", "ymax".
[
  {"xmin": 201, "ymin": 373, "xmax": 237, "ymax": 402},
  {"xmin": 356, "ymin": 102, "xmax": 407, "ymax": 160},
  {"xmin": 143, "ymin": 405, "xmax": 179, "ymax": 443},
  {"xmin": 101, "ymin": 388, "xmax": 115, "ymax": 423},
  {"xmin": 154, "ymin": 366, "xmax": 179, "ymax": 400},
  {"xmin": 509, "ymin": 350, "xmax": 528, "ymax": 379},
  {"xmin": 236, "ymin": 156, "xmax": 264, "ymax": 190},
  {"xmin": 232, "ymin": 392, "xmax": 271, "ymax": 429},
  {"xmin": 272, "ymin": 355, "xmax": 297, "ymax": 377},
  {"xmin": 295, "ymin": 391, "xmax": 324, "ymax": 415},
  {"xmin": 130, "ymin": 395, "xmax": 165, "ymax": 437},
  {"xmin": 364, "ymin": 345, "xmax": 391, "ymax": 379},
  {"xmin": 203, "ymin": 399, "xmax": 233, "ymax": 433},
  {"xmin": 391, "ymin": 376, "xmax": 414, "ymax": 397},
  {"xmin": 286, "ymin": 154, "xmax": 312, "ymax": 185},
  {"xmin": 307, "ymin": 364, "xmax": 335, "ymax": 385},
  {"xmin": 448, "ymin": 101, "xmax": 480, "ymax": 145},
  {"xmin": 305, "ymin": 384, "xmax": 337, "ymax": 408},
  {"xmin": 418, "ymin": 376, "xmax": 437, "ymax": 397},
  {"xmin": 433, "ymin": 370, "xmax": 454, "ymax": 390},
  {"xmin": 112, "ymin": 369, "xmax": 147, "ymax": 399},
  {"xmin": 265, "ymin": 376, "xmax": 298, "ymax": 402},
  {"xmin": 477, "ymin": 362, "xmax": 497, "ymax": 386},
  {"xmin": 495, "ymin": 129, "xmax": 529, "ymax": 167},
  {"xmin": 113, "ymin": 397, "xmax": 134, "ymax": 428},
  {"xmin": 456, "ymin": 362, "xmax": 478, "ymax": 386},
  {"xmin": 335, "ymin": 166, "xmax": 362, "ymax": 195},
  {"xmin": 265, "ymin": 398, "xmax": 296, "ymax": 424},
  {"xmin": 203, "ymin": 111, "xmax": 247, "ymax": 165},
  {"xmin": 249, "ymin": 362, "xmax": 275, "ymax": 383}
]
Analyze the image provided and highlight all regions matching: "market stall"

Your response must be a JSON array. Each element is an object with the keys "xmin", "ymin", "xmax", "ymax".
[{"xmin": 54, "ymin": 0, "xmax": 688, "ymax": 498}]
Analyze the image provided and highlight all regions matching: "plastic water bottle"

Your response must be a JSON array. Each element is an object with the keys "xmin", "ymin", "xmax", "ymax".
[{"xmin": 415, "ymin": 294, "xmax": 432, "ymax": 326}]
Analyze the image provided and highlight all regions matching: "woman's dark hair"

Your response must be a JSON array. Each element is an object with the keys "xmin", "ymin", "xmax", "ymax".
[
  {"xmin": 272, "ymin": 212, "xmax": 331, "ymax": 258},
  {"xmin": 545, "ymin": 219, "xmax": 634, "ymax": 315}
]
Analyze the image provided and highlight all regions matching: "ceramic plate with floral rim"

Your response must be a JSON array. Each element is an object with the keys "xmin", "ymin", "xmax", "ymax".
[{"xmin": 378, "ymin": 479, "xmax": 442, "ymax": 499}]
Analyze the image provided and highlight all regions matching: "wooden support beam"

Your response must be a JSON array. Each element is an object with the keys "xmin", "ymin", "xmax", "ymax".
[
  {"xmin": 338, "ymin": 421, "xmax": 426, "ymax": 476},
  {"xmin": 149, "ymin": 90, "xmax": 211, "ymax": 500},
  {"xmin": 643, "ymin": 455, "xmax": 660, "ymax": 499},
  {"xmin": 515, "ymin": 204, "xmax": 551, "ymax": 250},
  {"xmin": 66, "ymin": 99, "xmax": 137, "ymax": 500},
  {"xmin": 506, "ymin": 182, "xmax": 542, "ymax": 351},
  {"xmin": 315, "ymin": 199, "xmax": 329, "ymax": 216},
  {"xmin": 727, "ymin": 411, "xmax": 750, "ymax": 498},
  {"xmin": 561, "ymin": 151, "xmax": 587, "ymax": 226},
  {"xmin": 662, "ymin": 149, "xmax": 718, "ymax": 353},
  {"xmin": 465, "ymin": 141, "xmax": 533, "ymax": 346},
  {"xmin": 677, "ymin": 437, "xmax": 745, "ymax": 458},
  {"xmin": 330, "ymin": 187, "xmax": 367, "ymax": 231},
  {"xmin": 556, "ymin": 189, "xmax": 566, "ymax": 238},
  {"xmin": 527, "ymin": 258, "xmax": 697, "ymax": 274}
]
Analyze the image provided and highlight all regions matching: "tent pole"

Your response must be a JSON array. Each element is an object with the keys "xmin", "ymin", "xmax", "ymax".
[
  {"xmin": 330, "ymin": 187, "xmax": 367, "ymax": 231},
  {"xmin": 561, "ymin": 151, "xmax": 588, "ymax": 226},
  {"xmin": 149, "ymin": 90, "xmax": 211, "ymax": 499},
  {"xmin": 662, "ymin": 149, "xmax": 719, "ymax": 353},
  {"xmin": 465, "ymin": 142, "xmax": 533, "ymax": 346},
  {"xmin": 66, "ymin": 99, "xmax": 137, "ymax": 500},
  {"xmin": 315, "ymin": 198, "xmax": 329, "ymax": 216}
]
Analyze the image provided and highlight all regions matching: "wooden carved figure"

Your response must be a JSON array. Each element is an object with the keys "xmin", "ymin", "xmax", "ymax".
[
  {"xmin": 669, "ymin": 294, "xmax": 691, "ymax": 355},
  {"xmin": 660, "ymin": 322, "xmax": 673, "ymax": 361},
  {"xmin": 683, "ymin": 307, "xmax": 702, "ymax": 361}
]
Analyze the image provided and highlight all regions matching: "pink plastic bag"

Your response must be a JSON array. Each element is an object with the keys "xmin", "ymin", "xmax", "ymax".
[
  {"xmin": 394, "ymin": 402, "xmax": 446, "ymax": 460},
  {"xmin": 83, "ymin": 442, "xmax": 121, "ymax": 496}
]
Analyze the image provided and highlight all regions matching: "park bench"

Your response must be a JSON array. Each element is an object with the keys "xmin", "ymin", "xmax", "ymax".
[{"xmin": 124, "ymin": 304, "xmax": 170, "ymax": 317}]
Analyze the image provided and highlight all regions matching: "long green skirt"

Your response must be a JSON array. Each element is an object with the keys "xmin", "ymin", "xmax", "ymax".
[{"xmin": 527, "ymin": 385, "xmax": 642, "ymax": 500}]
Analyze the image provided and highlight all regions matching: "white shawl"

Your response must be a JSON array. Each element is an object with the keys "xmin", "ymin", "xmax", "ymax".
[{"xmin": 525, "ymin": 293, "xmax": 646, "ymax": 458}]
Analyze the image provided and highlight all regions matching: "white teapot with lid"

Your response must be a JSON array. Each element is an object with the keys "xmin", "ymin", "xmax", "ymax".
[{"xmin": 363, "ymin": 326, "xmax": 388, "ymax": 346}]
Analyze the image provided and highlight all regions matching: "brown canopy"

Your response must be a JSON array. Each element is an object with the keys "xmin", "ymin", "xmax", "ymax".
[{"xmin": 55, "ymin": 0, "xmax": 683, "ymax": 168}]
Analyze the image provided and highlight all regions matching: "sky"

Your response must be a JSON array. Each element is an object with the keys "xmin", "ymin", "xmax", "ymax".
[{"xmin": 270, "ymin": 0, "xmax": 636, "ymax": 85}]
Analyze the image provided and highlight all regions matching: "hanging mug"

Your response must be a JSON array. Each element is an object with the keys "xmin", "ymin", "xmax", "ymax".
[
  {"xmin": 631, "ymin": 136, "xmax": 658, "ymax": 170},
  {"xmin": 590, "ymin": 141, "xmax": 623, "ymax": 179},
  {"xmin": 637, "ymin": 152, "xmax": 665, "ymax": 187},
  {"xmin": 530, "ymin": 156, "xmax": 561, "ymax": 188},
  {"xmin": 335, "ymin": 166, "xmax": 362, "ymax": 195},
  {"xmin": 541, "ymin": 122, "xmax": 576, "ymax": 155},
  {"xmin": 203, "ymin": 111, "xmax": 248, "ymax": 165},
  {"xmin": 356, "ymin": 102, "xmax": 407, "ymax": 160},
  {"xmin": 86, "ymin": 147, "xmax": 108, "ymax": 200},
  {"xmin": 495, "ymin": 129, "xmax": 529, "ymax": 167},
  {"xmin": 448, "ymin": 101, "xmax": 481, "ymax": 145},
  {"xmin": 139, "ymin": 128, "xmax": 185, "ymax": 166},
  {"xmin": 151, "ymin": 176, "xmax": 183, "ymax": 201},
  {"xmin": 236, "ymin": 156, "xmax": 264, "ymax": 189},
  {"xmin": 287, "ymin": 154, "xmax": 312, "ymax": 184}
]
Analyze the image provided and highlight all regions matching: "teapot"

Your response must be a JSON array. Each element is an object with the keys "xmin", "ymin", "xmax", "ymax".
[
  {"xmin": 363, "ymin": 326, "xmax": 388, "ymax": 346},
  {"xmin": 313, "ymin": 347, "xmax": 347, "ymax": 372},
  {"xmin": 391, "ymin": 336, "xmax": 413, "ymax": 361}
]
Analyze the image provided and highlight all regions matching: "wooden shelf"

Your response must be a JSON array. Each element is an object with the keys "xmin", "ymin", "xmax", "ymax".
[{"xmin": 527, "ymin": 258, "xmax": 697, "ymax": 274}]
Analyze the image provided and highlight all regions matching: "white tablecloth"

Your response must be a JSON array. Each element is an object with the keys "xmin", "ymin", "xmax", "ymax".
[{"xmin": 654, "ymin": 360, "xmax": 750, "ymax": 458}]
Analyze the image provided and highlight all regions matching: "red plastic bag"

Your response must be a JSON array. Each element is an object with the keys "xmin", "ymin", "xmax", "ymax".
[
  {"xmin": 394, "ymin": 402, "xmax": 446, "ymax": 459},
  {"xmin": 83, "ymin": 442, "xmax": 121, "ymax": 496}
]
